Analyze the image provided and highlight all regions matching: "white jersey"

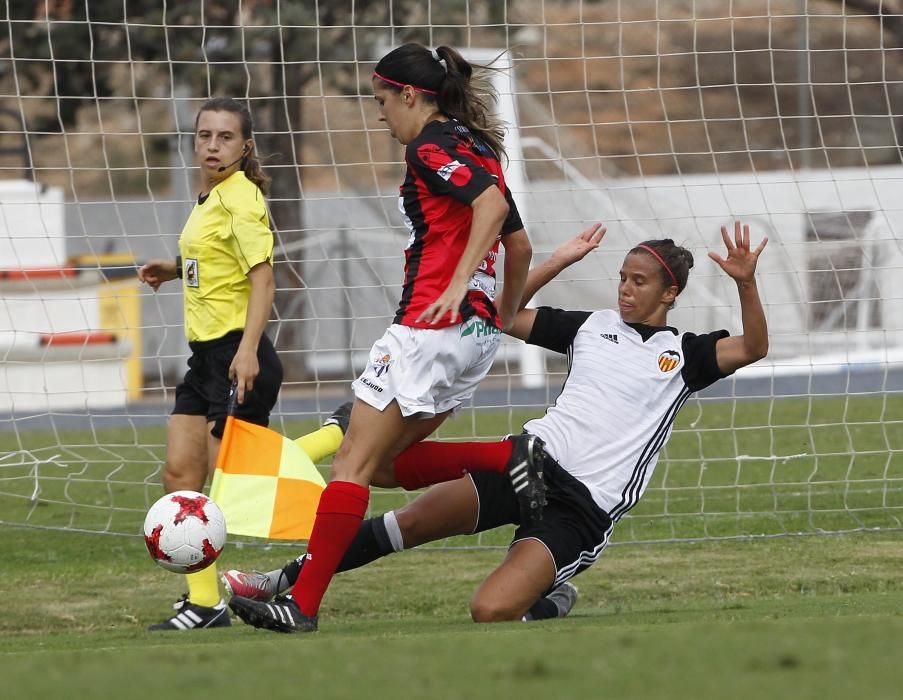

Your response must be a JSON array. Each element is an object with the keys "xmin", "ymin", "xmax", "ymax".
[{"xmin": 523, "ymin": 308, "xmax": 730, "ymax": 521}]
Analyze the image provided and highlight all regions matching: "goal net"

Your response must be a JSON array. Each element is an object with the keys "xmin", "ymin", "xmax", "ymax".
[{"xmin": 1, "ymin": 0, "xmax": 901, "ymax": 547}]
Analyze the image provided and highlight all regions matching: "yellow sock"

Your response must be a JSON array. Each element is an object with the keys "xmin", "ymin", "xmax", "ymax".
[
  {"xmin": 295, "ymin": 424, "xmax": 343, "ymax": 463},
  {"xmin": 186, "ymin": 562, "xmax": 220, "ymax": 608}
]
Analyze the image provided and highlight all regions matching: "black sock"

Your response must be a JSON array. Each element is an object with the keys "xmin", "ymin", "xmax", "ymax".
[
  {"xmin": 524, "ymin": 596, "xmax": 559, "ymax": 621},
  {"xmin": 280, "ymin": 515, "xmax": 395, "ymax": 586},
  {"xmin": 280, "ymin": 557, "xmax": 305, "ymax": 589},
  {"xmin": 337, "ymin": 514, "xmax": 395, "ymax": 572}
]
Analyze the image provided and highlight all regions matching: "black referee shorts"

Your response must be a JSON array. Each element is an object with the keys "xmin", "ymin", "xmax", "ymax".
[
  {"xmin": 469, "ymin": 444, "xmax": 613, "ymax": 594},
  {"xmin": 173, "ymin": 330, "xmax": 283, "ymax": 439}
]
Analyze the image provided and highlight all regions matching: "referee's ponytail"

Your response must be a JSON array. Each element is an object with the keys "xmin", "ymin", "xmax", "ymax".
[
  {"xmin": 195, "ymin": 97, "xmax": 272, "ymax": 195},
  {"xmin": 633, "ymin": 239, "xmax": 694, "ymax": 296},
  {"xmin": 373, "ymin": 43, "xmax": 507, "ymax": 161}
]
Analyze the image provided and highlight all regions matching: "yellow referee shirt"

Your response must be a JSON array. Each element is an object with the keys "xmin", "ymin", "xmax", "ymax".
[{"xmin": 178, "ymin": 171, "xmax": 274, "ymax": 342}]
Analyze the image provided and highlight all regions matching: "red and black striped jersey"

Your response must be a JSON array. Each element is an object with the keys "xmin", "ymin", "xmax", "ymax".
[{"xmin": 394, "ymin": 119, "xmax": 523, "ymax": 328}]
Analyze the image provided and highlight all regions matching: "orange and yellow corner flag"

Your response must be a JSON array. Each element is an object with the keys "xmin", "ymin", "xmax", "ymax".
[{"xmin": 210, "ymin": 416, "xmax": 326, "ymax": 540}]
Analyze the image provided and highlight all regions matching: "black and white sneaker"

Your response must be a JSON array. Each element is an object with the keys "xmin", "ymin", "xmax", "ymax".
[
  {"xmin": 323, "ymin": 402, "xmax": 352, "ymax": 435},
  {"xmin": 505, "ymin": 434, "xmax": 548, "ymax": 524},
  {"xmin": 147, "ymin": 595, "xmax": 231, "ymax": 631},
  {"xmin": 229, "ymin": 594, "xmax": 318, "ymax": 634}
]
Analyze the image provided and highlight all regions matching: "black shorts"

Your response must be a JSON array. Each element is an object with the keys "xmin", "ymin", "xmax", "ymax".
[
  {"xmin": 173, "ymin": 330, "xmax": 283, "ymax": 439},
  {"xmin": 469, "ymin": 446, "xmax": 613, "ymax": 593}
]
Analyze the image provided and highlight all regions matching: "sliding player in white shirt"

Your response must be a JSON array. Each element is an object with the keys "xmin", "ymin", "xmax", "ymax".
[{"xmin": 226, "ymin": 221, "xmax": 768, "ymax": 628}]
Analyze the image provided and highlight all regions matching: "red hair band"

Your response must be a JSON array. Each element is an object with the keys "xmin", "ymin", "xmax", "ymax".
[
  {"xmin": 637, "ymin": 244, "xmax": 679, "ymax": 290},
  {"xmin": 373, "ymin": 71, "xmax": 438, "ymax": 95}
]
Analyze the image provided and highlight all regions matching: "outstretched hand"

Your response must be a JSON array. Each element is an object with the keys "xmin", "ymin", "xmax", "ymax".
[
  {"xmin": 550, "ymin": 223, "xmax": 606, "ymax": 267},
  {"xmin": 708, "ymin": 221, "xmax": 768, "ymax": 284}
]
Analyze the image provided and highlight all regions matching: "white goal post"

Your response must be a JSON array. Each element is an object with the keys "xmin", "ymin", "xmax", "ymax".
[{"xmin": 1, "ymin": 1, "xmax": 902, "ymax": 546}]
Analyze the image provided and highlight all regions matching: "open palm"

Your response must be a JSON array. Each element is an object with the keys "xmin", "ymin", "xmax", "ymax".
[{"xmin": 708, "ymin": 221, "xmax": 767, "ymax": 284}]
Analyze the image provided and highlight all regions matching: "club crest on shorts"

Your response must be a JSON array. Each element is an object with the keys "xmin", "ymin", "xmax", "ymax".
[
  {"xmin": 658, "ymin": 350, "xmax": 680, "ymax": 373},
  {"xmin": 373, "ymin": 353, "xmax": 392, "ymax": 377}
]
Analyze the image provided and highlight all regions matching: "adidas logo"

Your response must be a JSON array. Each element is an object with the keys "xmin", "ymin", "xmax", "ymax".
[{"xmin": 600, "ymin": 333, "xmax": 619, "ymax": 344}]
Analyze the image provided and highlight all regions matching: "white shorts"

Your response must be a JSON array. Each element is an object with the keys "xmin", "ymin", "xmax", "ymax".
[{"xmin": 352, "ymin": 319, "xmax": 501, "ymax": 418}]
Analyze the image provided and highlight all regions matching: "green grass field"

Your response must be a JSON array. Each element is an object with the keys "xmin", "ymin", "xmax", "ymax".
[
  {"xmin": 1, "ymin": 395, "xmax": 902, "ymax": 697},
  {"xmin": 1, "ymin": 527, "xmax": 901, "ymax": 699}
]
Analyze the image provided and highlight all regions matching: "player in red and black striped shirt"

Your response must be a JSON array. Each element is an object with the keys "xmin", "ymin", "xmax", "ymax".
[
  {"xmin": 395, "ymin": 118, "xmax": 524, "ymax": 328},
  {"xmin": 229, "ymin": 43, "xmax": 540, "ymax": 633}
]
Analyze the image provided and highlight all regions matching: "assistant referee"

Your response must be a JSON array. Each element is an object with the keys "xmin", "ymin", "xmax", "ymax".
[{"xmin": 138, "ymin": 96, "xmax": 282, "ymax": 631}]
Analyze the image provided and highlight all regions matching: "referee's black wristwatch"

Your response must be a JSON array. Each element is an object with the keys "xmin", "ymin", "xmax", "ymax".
[{"xmin": 175, "ymin": 255, "xmax": 183, "ymax": 279}]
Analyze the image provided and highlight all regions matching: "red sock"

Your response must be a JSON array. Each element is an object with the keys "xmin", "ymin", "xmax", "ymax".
[
  {"xmin": 292, "ymin": 480, "xmax": 370, "ymax": 617},
  {"xmin": 392, "ymin": 440, "xmax": 514, "ymax": 490}
]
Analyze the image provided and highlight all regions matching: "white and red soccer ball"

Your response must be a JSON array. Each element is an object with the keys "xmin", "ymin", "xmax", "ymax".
[{"xmin": 143, "ymin": 490, "xmax": 227, "ymax": 573}]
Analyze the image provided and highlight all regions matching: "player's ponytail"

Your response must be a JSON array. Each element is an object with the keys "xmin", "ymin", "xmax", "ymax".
[
  {"xmin": 633, "ymin": 239, "xmax": 695, "ymax": 295},
  {"xmin": 433, "ymin": 46, "xmax": 506, "ymax": 161},
  {"xmin": 195, "ymin": 97, "xmax": 272, "ymax": 195},
  {"xmin": 373, "ymin": 43, "xmax": 507, "ymax": 160},
  {"xmin": 241, "ymin": 149, "xmax": 270, "ymax": 196}
]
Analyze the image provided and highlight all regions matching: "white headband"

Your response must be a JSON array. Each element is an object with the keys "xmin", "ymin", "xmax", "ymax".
[{"xmin": 430, "ymin": 48, "xmax": 448, "ymax": 73}]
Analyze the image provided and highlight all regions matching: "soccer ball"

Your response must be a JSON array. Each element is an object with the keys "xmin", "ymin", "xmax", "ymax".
[{"xmin": 142, "ymin": 490, "xmax": 227, "ymax": 574}]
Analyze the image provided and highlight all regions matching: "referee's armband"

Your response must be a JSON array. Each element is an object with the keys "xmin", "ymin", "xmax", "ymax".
[{"xmin": 175, "ymin": 256, "xmax": 183, "ymax": 279}]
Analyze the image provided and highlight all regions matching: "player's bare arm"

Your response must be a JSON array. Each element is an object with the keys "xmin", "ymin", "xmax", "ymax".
[
  {"xmin": 229, "ymin": 261, "xmax": 275, "ymax": 404},
  {"xmin": 494, "ymin": 228, "xmax": 532, "ymax": 331},
  {"xmin": 709, "ymin": 220, "xmax": 769, "ymax": 374},
  {"xmin": 416, "ymin": 185, "xmax": 510, "ymax": 325},
  {"xmin": 137, "ymin": 258, "xmax": 179, "ymax": 292},
  {"xmin": 507, "ymin": 223, "xmax": 606, "ymax": 342}
]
